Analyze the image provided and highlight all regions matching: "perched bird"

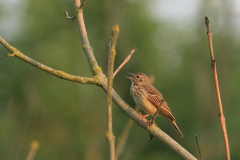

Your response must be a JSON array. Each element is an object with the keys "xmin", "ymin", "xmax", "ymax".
[{"xmin": 126, "ymin": 72, "xmax": 183, "ymax": 138}]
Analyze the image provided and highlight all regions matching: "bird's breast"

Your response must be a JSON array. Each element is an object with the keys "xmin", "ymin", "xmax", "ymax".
[{"xmin": 130, "ymin": 84, "xmax": 157, "ymax": 115}]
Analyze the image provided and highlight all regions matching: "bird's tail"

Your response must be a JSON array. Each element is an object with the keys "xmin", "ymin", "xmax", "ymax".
[{"xmin": 171, "ymin": 121, "xmax": 184, "ymax": 138}]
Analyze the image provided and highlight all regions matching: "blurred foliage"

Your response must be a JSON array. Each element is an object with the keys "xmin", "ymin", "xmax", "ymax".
[{"xmin": 1, "ymin": 0, "xmax": 240, "ymax": 160}]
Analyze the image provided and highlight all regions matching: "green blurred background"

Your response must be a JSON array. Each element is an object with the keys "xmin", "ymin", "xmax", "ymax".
[{"xmin": 1, "ymin": 0, "xmax": 240, "ymax": 159}]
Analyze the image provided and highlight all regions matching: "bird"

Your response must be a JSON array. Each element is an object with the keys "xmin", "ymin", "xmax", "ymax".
[{"xmin": 126, "ymin": 72, "xmax": 183, "ymax": 138}]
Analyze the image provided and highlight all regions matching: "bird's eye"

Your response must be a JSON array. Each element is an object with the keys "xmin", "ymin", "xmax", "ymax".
[{"xmin": 136, "ymin": 76, "xmax": 139, "ymax": 78}]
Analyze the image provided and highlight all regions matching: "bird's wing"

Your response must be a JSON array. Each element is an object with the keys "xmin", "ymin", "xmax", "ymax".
[{"xmin": 143, "ymin": 84, "xmax": 175, "ymax": 121}]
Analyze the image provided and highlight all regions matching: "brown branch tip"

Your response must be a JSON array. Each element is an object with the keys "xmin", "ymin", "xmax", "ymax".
[{"xmin": 205, "ymin": 16, "xmax": 210, "ymax": 32}]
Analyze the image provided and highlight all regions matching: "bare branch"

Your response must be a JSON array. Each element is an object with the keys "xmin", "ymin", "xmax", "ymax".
[
  {"xmin": 65, "ymin": 11, "xmax": 76, "ymax": 21},
  {"xmin": 195, "ymin": 135, "xmax": 203, "ymax": 160},
  {"xmin": 106, "ymin": 25, "xmax": 119, "ymax": 160},
  {"xmin": 74, "ymin": 0, "xmax": 102, "ymax": 76},
  {"xmin": 26, "ymin": 141, "xmax": 39, "ymax": 160},
  {"xmin": 0, "ymin": 37, "xmax": 99, "ymax": 85},
  {"xmin": 113, "ymin": 47, "xmax": 137, "ymax": 78},
  {"xmin": 205, "ymin": 16, "xmax": 230, "ymax": 160}
]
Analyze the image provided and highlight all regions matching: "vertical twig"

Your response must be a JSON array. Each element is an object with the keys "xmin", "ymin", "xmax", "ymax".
[
  {"xmin": 205, "ymin": 16, "xmax": 230, "ymax": 160},
  {"xmin": 195, "ymin": 135, "xmax": 203, "ymax": 160},
  {"xmin": 113, "ymin": 47, "xmax": 137, "ymax": 78},
  {"xmin": 106, "ymin": 25, "xmax": 119, "ymax": 160},
  {"xmin": 26, "ymin": 141, "xmax": 39, "ymax": 160}
]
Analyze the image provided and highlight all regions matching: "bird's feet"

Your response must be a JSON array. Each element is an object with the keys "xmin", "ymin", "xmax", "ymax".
[
  {"xmin": 138, "ymin": 112, "xmax": 149, "ymax": 123},
  {"xmin": 146, "ymin": 119, "xmax": 155, "ymax": 130},
  {"xmin": 138, "ymin": 112, "xmax": 155, "ymax": 129}
]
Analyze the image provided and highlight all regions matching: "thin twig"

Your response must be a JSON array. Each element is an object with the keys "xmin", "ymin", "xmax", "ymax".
[
  {"xmin": 26, "ymin": 141, "xmax": 39, "ymax": 160},
  {"xmin": 79, "ymin": 0, "xmax": 86, "ymax": 9},
  {"xmin": 195, "ymin": 135, "xmax": 203, "ymax": 160},
  {"xmin": 106, "ymin": 25, "xmax": 119, "ymax": 160},
  {"xmin": 65, "ymin": 11, "xmax": 76, "ymax": 21},
  {"xmin": 113, "ymin": 47, "xmax": 137, "ymax": 78},
  {"xmin": 115, "ymin": 106, "xmax": 139, "ymax": 160},
  {"xmin": 205, "ymin": 16, "xmax": 230, "ymax": 160},
  {"xmin": 0, "ymin": 37, "xmax": 99, "ymax": 85}
]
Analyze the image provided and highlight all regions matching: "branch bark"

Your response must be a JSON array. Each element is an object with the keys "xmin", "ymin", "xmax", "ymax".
[
  {"xmin": 0, "ymin": 37, "xmax": 99, "ymax": 85},
  {"xmin": 106, "ymin": 25, "xmax": 119, "ymax": 160},
  {"xmin": 205, "ymin": 16, "xmax": 230, "ymax": 160}
]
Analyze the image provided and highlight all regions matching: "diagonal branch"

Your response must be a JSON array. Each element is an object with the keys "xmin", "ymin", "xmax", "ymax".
[
  {"xmin": 205, "ymin": 16, "xmax": 230, "ymax": 160},
  {"xmin": 113, "ymin": 47, "xmax": 137, "ymax": 78},
  {"xmin": 106, "ymin": 25, "xmax": 119, "ymax": 160}
]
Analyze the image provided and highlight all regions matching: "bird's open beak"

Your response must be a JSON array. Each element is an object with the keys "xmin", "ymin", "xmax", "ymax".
[{"xmin": 126, "ymin": 72, "xmax": 134, "ymax": 79}]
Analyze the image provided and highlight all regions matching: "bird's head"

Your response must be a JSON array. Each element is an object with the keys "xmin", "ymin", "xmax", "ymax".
[{"xmin": 126, "ymin": 72, "xmax": 150, "ymax": 85}]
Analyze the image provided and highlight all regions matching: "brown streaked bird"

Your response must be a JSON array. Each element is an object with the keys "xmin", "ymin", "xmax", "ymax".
[{"xmin": 126, "ymin": 72, "xmax": 183, "ymax": 138}]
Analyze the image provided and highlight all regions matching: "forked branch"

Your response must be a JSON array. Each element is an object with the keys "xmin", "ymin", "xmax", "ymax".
[
  {"xmin": 205, "ymin": 16, "xmax": 230, "ymax": 160},
  {"xmin": 0, "ymin": 0, "xmax": 198, "ymax": 159}
]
